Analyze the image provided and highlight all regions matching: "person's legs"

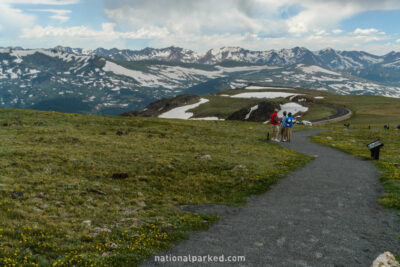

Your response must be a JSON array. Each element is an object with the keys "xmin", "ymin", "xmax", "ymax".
[
  {"xmin": 287, "ymin": 128, "xmax": 292, "ymax": 142},
  {"xmin": 274, "ymin": 125, "xmax": 279, "ymax": 140},
  {"xmin": 281, "ymin": 127, "xmax": 286, "ymax": 141},
  {"xmin": 272, "ymin": 125, "xmax": 278, "ymax": 140}
]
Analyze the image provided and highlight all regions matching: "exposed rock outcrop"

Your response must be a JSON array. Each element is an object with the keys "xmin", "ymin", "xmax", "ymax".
[
  {"xmin": 121, "ymin": 94, "xmax": 200, "ymax": 117},
  {"xmin": 372, "ymin": 252, "xmax": 400, "ymax": 267},
  {"xmin": 226, "ymin": 101, "xmax": 281, "ymax": 122}
]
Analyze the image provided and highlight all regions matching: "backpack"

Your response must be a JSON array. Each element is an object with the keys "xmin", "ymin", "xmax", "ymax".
[
  {"xmin": 270, "ymin": 113, "xmax": 279, "ymax": 124},
  {"xmin": 285, "ymin": 117, "xmax": 293, "ymax": 127}
]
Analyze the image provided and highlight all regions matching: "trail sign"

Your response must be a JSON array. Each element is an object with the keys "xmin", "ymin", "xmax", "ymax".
[{"xmin": 367, "ymin": 140, "xmax": 384, "ymax": 160}]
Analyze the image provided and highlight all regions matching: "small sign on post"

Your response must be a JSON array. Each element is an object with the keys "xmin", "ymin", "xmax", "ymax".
[{"xmin": 367, "ymin": 140, "xmax": 384, "ymax": 160}]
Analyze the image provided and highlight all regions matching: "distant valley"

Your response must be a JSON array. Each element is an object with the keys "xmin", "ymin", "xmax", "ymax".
[{"xmin": 0, "ymin": 46, "xmax": 399, "ymax": 115}]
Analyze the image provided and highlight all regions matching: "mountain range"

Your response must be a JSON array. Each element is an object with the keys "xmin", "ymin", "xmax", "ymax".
[
  {"xmin": 52, "ymin": 46, "xmax": 400, "ymax": 82},
  {"xmin": 0, "ymin": 46, "xmax": 399, "ymax": 115}
]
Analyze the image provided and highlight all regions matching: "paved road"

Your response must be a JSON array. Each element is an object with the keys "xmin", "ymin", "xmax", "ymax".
[
  {"xmin": 310, "ymin": 104, "xmax": 351, "ymax": 124},
  {"xmin": 143, "ymin": 130, "xmax": 399, "ymax": 266}
]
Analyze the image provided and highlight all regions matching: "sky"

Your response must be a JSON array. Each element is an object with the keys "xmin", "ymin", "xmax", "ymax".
[{"xmin": 1, "ymin": 0, "xmax": 400, "ymax": 55}]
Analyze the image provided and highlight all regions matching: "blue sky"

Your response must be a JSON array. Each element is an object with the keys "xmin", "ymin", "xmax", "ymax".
[{"xmin": 1, "ymin": 0, "xmax": 400, "ymax": 55}]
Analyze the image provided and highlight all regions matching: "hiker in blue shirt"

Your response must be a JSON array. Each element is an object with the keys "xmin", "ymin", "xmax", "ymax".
[
  {"xmin": 285, "ymin": 112, "xmax": 293, "ymax": 142},
  {"xmin": 280, "ymin": 111, "xmax": 287, "ymax": 142}
]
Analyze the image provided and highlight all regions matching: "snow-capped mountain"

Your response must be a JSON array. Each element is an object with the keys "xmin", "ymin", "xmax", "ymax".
[
  {"xmin": 54, "ymin": 46, "xmax": 202, "ymax": 63},
  {"xmin": 52, "ymin": 45, "xmax": 400, "ymax": 72},
  {"xmin": 0, "ymin": 47, "xmax": 399, "ymax": 115},
  {"xmin": 50, "ymin": 45, "xmax": 400, "ymax": 85}
]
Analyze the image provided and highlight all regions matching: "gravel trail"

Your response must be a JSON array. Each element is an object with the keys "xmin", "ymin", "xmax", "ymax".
[{"xmin": 143, "ymin": 130, "xmax": 399, "ymax": 266}]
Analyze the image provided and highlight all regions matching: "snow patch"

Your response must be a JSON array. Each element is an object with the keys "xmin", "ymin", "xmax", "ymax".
[
  {"xmin": 299, "ymin": 65, "xmax": 340, "ymax": 76},
  {"xmin": 159, "ymin": 98, "xmax": 209, "ymax": 120},
  {"xmin": 190, "ymin": 117, "xmax": 223, "ymax": 121},
  {"xmin": 278, "ymin": 103, "xmax": 308, "ymax": 117},
  {"xmin": 231, "ymin": 92, "xmax": 298, "ymax": 99},
  {"xmin": 245, "ymin": 105, "xmax": 259, "ymax": 120},
  {"xmin": 245, "ymin": 86, "xmax": 294, "ymax": 90}
]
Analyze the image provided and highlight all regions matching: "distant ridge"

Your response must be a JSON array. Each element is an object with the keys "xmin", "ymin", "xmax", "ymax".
[{"xmin": 50, "ymin": 45, "xmax": 400, "ymax": 72}]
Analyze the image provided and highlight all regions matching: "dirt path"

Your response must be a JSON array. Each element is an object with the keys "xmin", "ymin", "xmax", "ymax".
[{"xmin": 143, "ymin": 130, "xmax": 399, "ymax": 266}]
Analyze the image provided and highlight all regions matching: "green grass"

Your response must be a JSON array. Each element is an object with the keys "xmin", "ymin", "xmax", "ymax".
[
  {"xmin": 319, "ymin": 94, "xmax": 400, "ymax": 125},
  {"xmin": 312, "ymin": 128, "xmax": 400, "ymax": 211},
  {"xmin": 0, "ymin": 109, "xmax": 312, "ymax": 266},
  {"xmin": 189, "ymin": 95, "xmax": 263, "ymax": 119}
]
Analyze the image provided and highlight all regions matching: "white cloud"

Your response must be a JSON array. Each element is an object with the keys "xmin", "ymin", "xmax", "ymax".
[
  {"xmin": 332, "ymin": 29, "xmax": 343, "ymax": 34},
  {"xmin": 3, "ymin": 0, "xmax": 78, "ymax": 4},
  {"xmin": 397, "ymin": 39, "xmax": 400, "ymax": 43},
  {"xmin": 31, "ymin": 9, "xmax": 72, "ymax": 23},
  {"xmin": 354, "ymin": 28, "xmax": 379, "ymax": 35},
  {"xmin": 0, "ymin": 0, "xmax": 79, "ymax": 39},
  {"xmin": 0, "ymin": 3, "xmax": 36, "ymax": 35},
  {"xmin": 20, "ymin": 23, "xmax": 169, "ymax": 40},
  {"xmin": 2, "ymin": 0, "xmax": 400, "ymax": 55},
  {"xmin": 103, "ymin": 0, "xmax": 400, "ymax": 38}
]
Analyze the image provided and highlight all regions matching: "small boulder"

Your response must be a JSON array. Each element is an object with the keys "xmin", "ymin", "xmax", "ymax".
[
  {"xmin": 102, "ymin": 252, "xmax": 112, "ymax": 257},
  {"xmin": 137, "ymin": 201, "xmax": 146, "ymax": 207},
  {"xmin": 33, "ymin": 206, "xmax": 42, "ymax": 212},
  {"xmin": 91, "ymin": 227, "xmax": 111, "ymax": 237},
  {"xmin": 82, "ymin": 220, "xmax": 92, "ymax": 227},
  {"xmin": 372, "ymin": 252, "xmax": 400, "ymax": 267},
  {"xmin": 119, "ymin": 217, "xmax": 145, "ymax": 228},
  {"xmin": 120, "ymin": 208, "xmax": 140, "ymax": 215},
  {"xmin": 232, "ymin": 165, "xmax": 246, "ymax": 171},
  {"xmin": 112, "ymin": 173, "xmax": 129, "ymax": 179},
  {"xmin": 196, "ymin": 154, "xmax": 212, "ymax": 161},
  {"xmin": 11, "ymin": 191, "xmax": 24, "ymax": 199},
  {"xmin": 116, "ymin": 130, "xmax": 128, "ymax": 136}
]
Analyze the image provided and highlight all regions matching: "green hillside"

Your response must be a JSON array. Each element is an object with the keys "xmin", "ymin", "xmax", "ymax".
[
  {"xmin": 0, "ymin": 109, "xmax": 311, "ymax": 266},
  {"xmin": 186, "ymin": 86, "xmax": 400, "ymax": 125}
]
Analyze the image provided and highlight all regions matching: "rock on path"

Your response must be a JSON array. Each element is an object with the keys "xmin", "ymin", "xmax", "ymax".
[{"xmin": 143, "ymin": 130, "xmax": 399, "ymax": 266}]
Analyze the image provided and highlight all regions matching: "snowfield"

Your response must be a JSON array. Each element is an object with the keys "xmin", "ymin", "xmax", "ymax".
[
  {"xmin": 298, "ymin": 65, "xmax": 340, "ymax": 76},
  {"xmin": 190, "ymin": 117, "xmax": 223, "ymax": 121},
  {"xmin": 158, "ymin": 98, "xmax": 209, "ymax": 119},
  {"xmin": 245, "ymin": 86, "xmax": 294, "ymax": 90},
  {"xmin": 230, "ymin": 92, "xmax": 298, "ymax": 99},
  {"xmin": 278, "ymin": 103, "xmax": 308, "ymax": 117}
]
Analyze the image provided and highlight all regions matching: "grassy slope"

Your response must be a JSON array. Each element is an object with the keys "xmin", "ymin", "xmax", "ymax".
[
  {"xmin": 0, "ymin": 109, "xmax": 311, "ymax": 266},
  {"xmin": 188, "ymin": 95, "xmax": 262, "ymax": 118},
  {"xmin": 319, "ymin": 94, "xmax": 400, "ymax": 125},
  {"xmin": 189, "ymin": 87, "xmax": 338, "ymax": 121}
]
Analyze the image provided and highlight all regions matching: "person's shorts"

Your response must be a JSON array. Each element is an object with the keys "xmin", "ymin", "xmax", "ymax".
[{"xmin": 272, "ymin": 125, "xmax": 279, "ymax": 133}]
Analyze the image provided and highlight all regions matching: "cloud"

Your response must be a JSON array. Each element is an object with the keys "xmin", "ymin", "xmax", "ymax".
[
  {"xmin": 3, "ymin": 0, "xmax": 79, "ymax": 4},
  {"xmin": 0, "ymin": 0, "xmax": 79, "ymax": 41},
  {"xmin": 397, "ymin": 39, "xmax": 400, "ymax": 43},
  {"xmin": 103, "ymin": 0, "xmax": 280, "ymax": 36},
  {"xmin": 0, "ymin": 3, "xmax": 36, "ymax": 37},
  {"xmin": 354, "ymin": 28, "xmax": 379, "ymax": 35},
  {"xmin": 3, "ymin": 0, "xmax": 400, "ymax": 55},
  {"xmin": 20, "ymin": 23, "xmax": 169, "ymax": 40},
  {"xmin": 103, "ymin": 0, "xmax": 400, "ymax": 37},
  {"xmin": 31, "ymin": 9, "xmax": 72, "ymax": 23}
]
